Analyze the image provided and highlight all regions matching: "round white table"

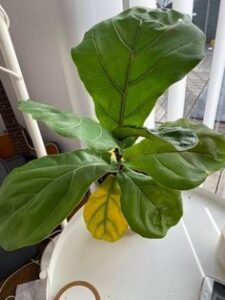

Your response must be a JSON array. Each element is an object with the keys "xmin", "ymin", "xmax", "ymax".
[{"xmin": 46, "ymin": 188, "xmax": 225, "ymax": 300}]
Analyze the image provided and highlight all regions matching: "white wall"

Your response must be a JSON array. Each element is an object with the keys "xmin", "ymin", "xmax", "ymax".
[{"xmin": 0, "ymin": 0, "xmax": 123, "ymax": 151}]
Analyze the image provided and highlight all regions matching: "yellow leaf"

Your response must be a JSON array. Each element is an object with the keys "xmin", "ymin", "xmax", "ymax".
[{"xmin": 84, "ymin": 175, "xmax": 128, "ymax": 242}]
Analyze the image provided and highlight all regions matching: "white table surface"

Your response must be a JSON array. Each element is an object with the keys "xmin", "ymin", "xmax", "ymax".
[{"xmin": 47, "ymin": 188, "xmax": 225, "ymax": 300}]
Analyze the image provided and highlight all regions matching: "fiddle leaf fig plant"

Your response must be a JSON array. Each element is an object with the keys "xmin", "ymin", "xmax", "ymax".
[{"xmin": 1, "ymin": 7, "xmax": 225, "ymax": 250}]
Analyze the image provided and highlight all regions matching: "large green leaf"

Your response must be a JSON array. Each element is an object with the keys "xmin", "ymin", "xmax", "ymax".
[
  {"xmin": 19, "ymin": 100, "xmax": 118, "ymax": 151},
  {"xmin": 123, "ymin": 119, "xmax": 225, "ymax": 190},
  {"xmin": 71, "ymin": 7, "xmax": 205, "ymax": 132},
  {"xmin": 0, "ymin": 150, "xmax": 114, "ymax": 250},
  {"xmin": 113, "ymin": 126, "xmax": 198, "ymax": 151},
  {"xmin": 117, "ymin": 169, "xmax": 182, "ymax": 238}
]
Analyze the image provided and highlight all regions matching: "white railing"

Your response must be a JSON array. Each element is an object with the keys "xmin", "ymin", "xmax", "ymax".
[
  {"xmin": 167, "ymin": 0, "xmax": 195, "ymax": 122},
  {"xmin": 0, "ymin": 4, "xmax": 68, "ymax": 228},
  {"xmin": 203, "ymin": 0, "xmax": 225, "ymax": 129},
  {"xmin": 167, "ymin": 0, "xmax": 225, "ymax": 129},
  {"xmin": 0, "ymin": 4, "xmax": 47, "ymax": 158}
]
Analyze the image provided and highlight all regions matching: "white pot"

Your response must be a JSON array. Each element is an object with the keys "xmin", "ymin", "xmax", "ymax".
[
  {"xmin": 217, "ymin": 226, "xmax": 225, "ymax": 268},
  {"xmin": 46, "ymin": 189, "xmax": 225, "ymax": 300}
]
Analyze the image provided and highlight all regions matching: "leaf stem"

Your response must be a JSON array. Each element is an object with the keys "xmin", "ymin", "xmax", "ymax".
[{"xmin": 114, "ymin": 148, "xmax": 122, "ymax": 163}]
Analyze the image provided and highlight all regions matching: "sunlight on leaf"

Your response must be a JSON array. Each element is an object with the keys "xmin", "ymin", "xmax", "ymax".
[{"xmin": 113, "ymin": 126, "xmax": 198, "ymax": 151}]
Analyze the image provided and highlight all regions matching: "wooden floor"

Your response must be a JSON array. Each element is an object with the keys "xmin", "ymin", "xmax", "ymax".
[{"xmin": 155, "ymin": 47, "xmax": 225, "ymax": 197}]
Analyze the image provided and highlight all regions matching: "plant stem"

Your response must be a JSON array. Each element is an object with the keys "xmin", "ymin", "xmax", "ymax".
[{"xmin": 114, "ymin": 148, "xmax": 122, "ymax": 163}]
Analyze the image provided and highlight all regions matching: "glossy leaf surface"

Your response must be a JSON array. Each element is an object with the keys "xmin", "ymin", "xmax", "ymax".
[
  {"xmin": 113, "ymin": 126, "xmax": 198, "ymax": 151},
  {"xmin": 0, "ymin": 150, "xmax": 113, "ymax": 250},
  {"xmin": 123, "ymin": 120, "xmax": 225, "ymax": 190},
  {"xmin": 118, "ymin": 169, "xmax": 182, "ymax": 238},
  {"xmin": 84, "ymin": 175, "xmax": 127, "ymax": 242},
  {"xmin": 72, "ymin": 7, "xmax": 205, "ymax": 131},
  {"xmin": 19, "ymin": 100, "xmax": 118, "ymax": 151}
]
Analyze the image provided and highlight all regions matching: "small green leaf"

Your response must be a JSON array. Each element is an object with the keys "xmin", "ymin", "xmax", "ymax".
[
  {"xmin": 0, "ymin": 150, "xmax": 113, "ymax": 250},
  {"xmin": 123, "ymin": 119, "xmax": 225, "ymax": 190},
  {"xmin": 113, "ymin": 126, "xmax": 198, "ymax": 151},
  {"xmin": 117, "ymin": 169, "xmax": 182, "ymax": 238},
  {"xmin": 19, "ymin": 100, "xmax": 118, "ymax": 151},
  {"xmin": 84, "ymin": 175, "xmax": 128, "ymax": 242},
  {"xmin": 71, "ymin": 7, "xmax": 205, "ymax": 131}
]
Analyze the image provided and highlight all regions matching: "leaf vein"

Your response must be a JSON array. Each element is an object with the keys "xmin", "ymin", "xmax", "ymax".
[
  {"xmin": 130, "ymin": 38, "xmax": 201, "ymax": 86},
  {"xmin": 92, "ymin": 30, "xmax": 123, "ymax": 95},
  {"xmin": 112, "ymin": 21, "xmax": 133, "ymax": 52}
]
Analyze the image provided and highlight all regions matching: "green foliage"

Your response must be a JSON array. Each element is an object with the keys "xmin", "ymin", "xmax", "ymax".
[
  {"xmin": 118, "ymin": 169, "xmax": 182, "ymax": 238},
  {"xmin": 0, "ymin": 7, "xmax": 223, "ymax": 250},
  {"xmin": 123, "ymin": 119, "xmax": 225, "ymax": 189},
  {"xmin": 113, "ymin": 126, "xmax": 199, "ymax": 151},
  {"xmin": 19, "ymin": 100, "xmax": 117, "ymax": 151},
  {"xmin": 71, "ymin": 7, "xmax": 205, "ymax": 133},
  {"xmin": 0, "ymin": 150, "xmax": 113, "ymax": 250}
]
